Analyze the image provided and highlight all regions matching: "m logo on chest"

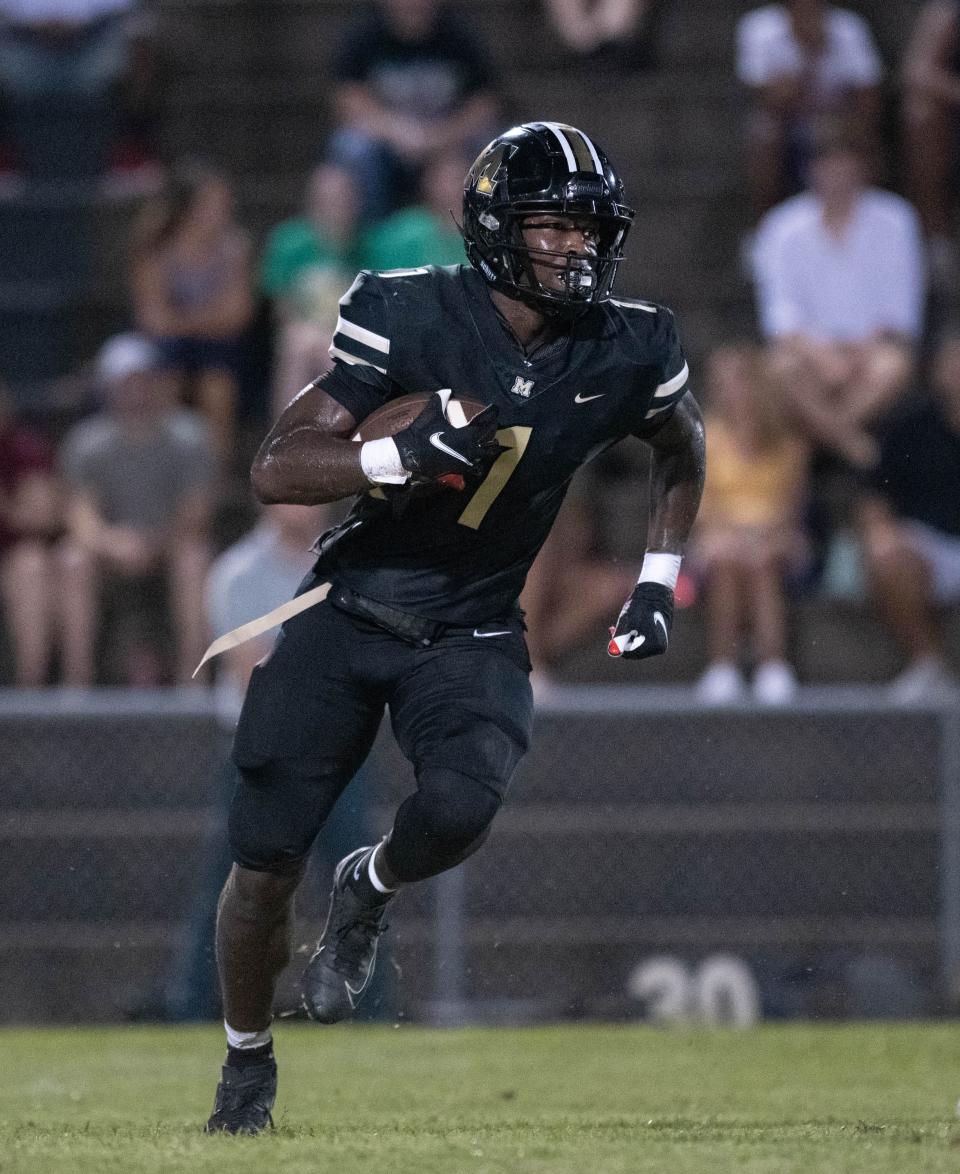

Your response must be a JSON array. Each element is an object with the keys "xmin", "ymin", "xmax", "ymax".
[{"xmin": 511, "ymin": 375, "xmax": 535, "ymax": 398}]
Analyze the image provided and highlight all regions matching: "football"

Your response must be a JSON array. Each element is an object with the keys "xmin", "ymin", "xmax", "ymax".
[{"xmin": 351, "ymin": 392, "xmax": 487, "ymax": 442}]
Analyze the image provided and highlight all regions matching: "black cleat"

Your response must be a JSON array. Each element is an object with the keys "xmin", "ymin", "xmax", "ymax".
[
  {"xmin": 301, "ymin": 845, "xmax": 391, "ymax": 1023},
  {"xmin": 204, "ymin": 1057, "xmax": 277, "ymax": 1135}
]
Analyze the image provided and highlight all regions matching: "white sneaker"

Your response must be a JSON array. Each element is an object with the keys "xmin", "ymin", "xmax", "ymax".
[
  {"xmin": 696, "ymin": 662, "xmax": 747, "ymax": 705},
  {"xmin": 889, "ymin": 657, "xmax": 959, "ymax": 705},
  {"xmin": 752, "ymin": 660, "xmax": 798, "ymax": 705}
]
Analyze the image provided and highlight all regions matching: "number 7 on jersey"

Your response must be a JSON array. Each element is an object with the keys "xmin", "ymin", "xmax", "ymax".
[{"xmin": 457, "ymin": 426, "xmax": 532, "ymax": 529}]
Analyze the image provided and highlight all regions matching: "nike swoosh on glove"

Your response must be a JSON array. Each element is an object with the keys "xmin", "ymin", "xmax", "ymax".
[
  {"xmin": 608, "ymin": 582, "xmax": 674, "ymax": 659},
  {"xmin": 393, "ymin": 392, "xmax": 501, "ymax": 484}
]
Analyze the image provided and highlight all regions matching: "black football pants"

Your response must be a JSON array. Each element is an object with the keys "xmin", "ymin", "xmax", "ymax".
[{"xmin": 228, "ymin": 592, "xmax": 534, "ymax": 882}]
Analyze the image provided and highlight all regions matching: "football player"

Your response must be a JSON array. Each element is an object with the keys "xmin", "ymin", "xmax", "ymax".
[{"xmin": 205, "ymin": 121, "xmax": 705, "ymax": 1134}]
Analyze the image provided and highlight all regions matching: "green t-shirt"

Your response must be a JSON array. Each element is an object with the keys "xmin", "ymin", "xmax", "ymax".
[
  {"xmin": 261, "ymin": 218, "xmax": 362, "ymax": 321},
  {"xmin": 360, "ymin": 208, "xmax": 466, "ymax": 272}
]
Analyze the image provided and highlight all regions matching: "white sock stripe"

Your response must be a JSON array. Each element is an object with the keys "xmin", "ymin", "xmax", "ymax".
[
  {"xmin": 368, "ymin": 844, "xmax": 396, "ymax": 894},
  {"xmin": 224, "ymin": 1021, "xmax": 273, "ymax": 1051},
  {"xmin": 335, "ymin": 316, "xmax": 390, "ymax": 354}
]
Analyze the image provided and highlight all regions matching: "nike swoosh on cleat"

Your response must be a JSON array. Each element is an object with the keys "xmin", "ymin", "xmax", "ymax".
[
  {"xmin": 654, "ymin": 612, "xmax": 668, "ymax": 642},
  {"xmin": 429, "ymin": 431, "xmax": 472, "ymax": 465},
  {"xmin": 473, "ymin": 629, "xmax": 511, "ymax": 638},
  {"xmin": 574, "ymin": 392, "xmax": 605, "ymax": 404}
]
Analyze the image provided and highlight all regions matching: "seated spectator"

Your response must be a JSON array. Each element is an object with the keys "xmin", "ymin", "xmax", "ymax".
[
  {"xmin": 902, "ymin": 1, "xmax": 960, "ymax": 286},
  {"xmin": 736, "ymin": 0, "xmax": 883, "ymax": 218},
  {"xmin": 692, "ymin": 345, "xmax": 809, "ymax": 705},
  {"xmin": 544, "ymin": 0, "xmax": 656, "ymax": 66},
  {"xmin": 261, "ymin": 164, "xmax": 363, "ymax": 418},
  {"xmin": 328, "ymin": 0, "xmax": 499, "ymax": 224},
  {"xmin": 130, "ymin": 161, "xmax": 253, "ymax": 467},
  {"xmin": 59, "ymin": 333, "xmax": 214, "ymax": 686},
  {"xmin": 753, "ymin": 124, "xmax": 925, "ymax": 472},
  {"xmin": 206, "ymin": 502, "xmax": 333, "ymax": 713},
  {"xmin": 362, "ymin": 148, "xmax": 467, "ymax": 271},
  {"xmin": 0, "ymin": 382, "xmax": 61, "ymax": 685},
  {"xmin": 858, "ymin": 332, "xmax": 960, "ymax": 702},
  {"xmin": 0, "ymin": 0, "xmax": 160, "ymax": 187}
]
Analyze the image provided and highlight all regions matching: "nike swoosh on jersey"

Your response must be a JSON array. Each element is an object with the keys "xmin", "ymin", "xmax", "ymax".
[
  {"xmin": 574, "ymin": 392, "xmax": 605, "ymax": 403},
  {"xmin": 429, "ymin": 431, "xmax": 472, "ymax": 465},
  {"xmin": 473, "ymin": 629, "xmax": 511, "ymax": 638}
]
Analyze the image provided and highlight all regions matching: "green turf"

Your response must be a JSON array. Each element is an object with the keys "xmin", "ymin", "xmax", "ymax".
[{"xmin": 1, "ymin": 1023, "xmax": 958, "ymax": 1173}]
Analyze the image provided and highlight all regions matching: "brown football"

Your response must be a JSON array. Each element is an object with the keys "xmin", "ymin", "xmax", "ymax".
[{"xmin": 352, "ymin": 392, "xmax": 487, "ymax": 441}]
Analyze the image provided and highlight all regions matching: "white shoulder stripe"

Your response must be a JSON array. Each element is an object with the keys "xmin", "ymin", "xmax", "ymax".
[
  {"xmin": 378, "ymin": 267, "xmax": 429, "ymax": 278},
  {"xmin": 328, "ymin": 344, "xmax": 387, "ymax": 376},
  {"xmin": 653, "ymin": 361, "xmax": 689, "ymax": 398},
  {"xmin": 539, "ymin": 121, "xmax": 578, "ymax": 172},
  {"xmin": 610, "ymin": 297, "xmax": 657, "ymax": 313},
  {"xmin": 336, "ymin": 316, "xmax": 390, "ymax": 354}
]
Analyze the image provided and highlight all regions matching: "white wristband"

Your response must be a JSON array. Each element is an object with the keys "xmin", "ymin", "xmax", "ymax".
[
  {"xmin": 360, "ymin": 436, "xmax": 410, "ymax": 485},
  {"xmin": 638, "ymin": 552, "xmax": 681, "ymax": 590}
]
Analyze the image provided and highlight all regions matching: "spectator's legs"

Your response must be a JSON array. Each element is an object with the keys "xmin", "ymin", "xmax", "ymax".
[
  {"xmin": 704, "ymin": 557, "xmax": 745, "ymax": 664},
  {"xmin": 167, "ymin": 537, "xmax": 210, "ymax": 684},
  {"xmin": 0, "ymin": 541, "xmax": 53, "ymax": 686},
  {"xmin": 747, "ymin": 552, "xmax": 788, "ymax": 664},
  {"xmin": 195, "ymin": 369, "xmax": 237, "ymax": 470},
  {"xmin": 860, "ymin": 512, "xmax": 943, "ymax": 665},
  {"xmin": 844, "ymin": 341, "xmax": 913, "ymax": 428},
  {"xmin": 58, "ymin": 540, "xmax": 99, "ymax": 686}
]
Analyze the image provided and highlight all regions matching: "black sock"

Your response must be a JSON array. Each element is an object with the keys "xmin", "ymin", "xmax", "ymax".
[{"xmin": 227, "ymin": 1041, "xmax": 274, "ymax": 1069}]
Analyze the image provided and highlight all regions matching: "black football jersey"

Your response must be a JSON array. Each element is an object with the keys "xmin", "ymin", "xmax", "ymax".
[{"xmin": 314, "ymin": 264, "xmax": 690, "ymax": 623}]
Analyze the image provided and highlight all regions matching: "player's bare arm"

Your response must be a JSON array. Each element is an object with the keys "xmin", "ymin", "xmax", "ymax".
[
  {"xmin": 644, "ymin": 392, "xmax": 706, "ymax": 555},
  {"xmin": 251, "ymin": 382, "xmax": 367, "ymax": 506},
  {"xmin": 609, "ymin": 394, "xmax": 705, "ymax": 660}
]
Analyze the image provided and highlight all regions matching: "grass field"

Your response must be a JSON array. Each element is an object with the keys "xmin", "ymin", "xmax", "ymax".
[{"xmin": 2, "ymin": 1023, "xmax": 959, "ymax": 1173}]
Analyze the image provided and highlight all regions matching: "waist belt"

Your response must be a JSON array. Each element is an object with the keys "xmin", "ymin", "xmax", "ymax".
[{"xmin": 329, "ymin": 584, "xmax": 447, "ymax": 646}]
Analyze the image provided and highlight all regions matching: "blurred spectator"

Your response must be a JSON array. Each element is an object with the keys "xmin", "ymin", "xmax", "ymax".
[
  {"xmin": 692, "ymin": 345, "xmax": 809, "ymax": 705},
  {"xmin": 735, "ymin": 1, "xmax": 883, "ymax": 218},
  {"xmin": 544, "ymin": 0, "xmax": 656, "ymax": 66},
  {"xmin": 206, "ymin": 502, "xmax": 331, "ymax": 714},
  {"xmin": 362, "ymin": 148, "xmax": 467, "ymax": 271},
  {"xmin": 902, "ymin": 1, "xmax": 960, "ymax": 286},
  {"xmin": 0, "ymin": 0, "xmax": 160, "ymax": 188},
  {"xmin": 328, "ymin": 0, "xmax": 499, "ymax": 224},
  {"xmin": 0, "ymin": 383, "xmax": 60, "ymax": 685},
  {"xmin": 261, "ymin": 164, "xmax": 363, "ymax": 418},
  {"xmin": 858, "ymin": 332, "xmax": 960, "ymax": 702},
  {"xmin": 520, "ymin": 474, "xmax": 635, "ymax": 695},
  {"xmin": 59, "ymin": 333, "xmax": 214, "ymax": 686},
  {"xmin": 130, "ymin": 161, "xmax": 253, "ymax": 467},
  {"xmin": 753, "ymin": 125, "xmax": 925, "ymax": 472}
]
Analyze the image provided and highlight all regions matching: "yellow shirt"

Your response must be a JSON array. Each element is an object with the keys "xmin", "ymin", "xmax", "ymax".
[{"xmin": 701, "ymin": 416, "xmax": 807, "ymax": 529}]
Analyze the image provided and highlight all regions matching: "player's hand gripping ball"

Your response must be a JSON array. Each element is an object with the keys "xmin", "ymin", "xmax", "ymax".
[
  {"xmin": 354, "ymin": 390, "xmax": 496, "ymax": 490},
  {"xmin": 608, "ymin": 582, "xmax": 674, "ymax": 659}
]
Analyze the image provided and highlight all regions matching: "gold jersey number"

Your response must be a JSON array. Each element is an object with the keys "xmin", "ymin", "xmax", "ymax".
[{"xmin": 457, "ymin": 426, "xmax": 532, "ymax": 530}]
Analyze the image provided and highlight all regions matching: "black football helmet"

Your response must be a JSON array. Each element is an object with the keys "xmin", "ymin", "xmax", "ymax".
[{"xmin": 462, "ymin": 122, "xmax": 634, "ymax": 316}]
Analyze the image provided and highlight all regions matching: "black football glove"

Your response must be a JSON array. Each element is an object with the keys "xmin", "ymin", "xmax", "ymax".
[
  {"xmin": 607, "ymin": 582, "xmax": 674, "ymax": 660},
  {"xmin": 392, "ymin": 391, "xmax": 500, "ymax": 485}
]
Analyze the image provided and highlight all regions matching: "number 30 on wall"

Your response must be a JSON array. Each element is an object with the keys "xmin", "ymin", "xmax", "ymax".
[{"xmin": 628, "ymin": 955, "xmax": 761, "ymax": 1026}]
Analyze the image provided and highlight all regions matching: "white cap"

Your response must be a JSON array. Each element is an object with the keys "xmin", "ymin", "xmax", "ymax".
[{"xmin": 96, "ymin": 333, "xmax": 160, "ymax": 384}]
